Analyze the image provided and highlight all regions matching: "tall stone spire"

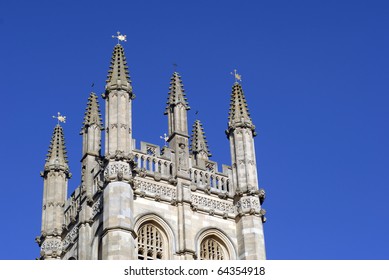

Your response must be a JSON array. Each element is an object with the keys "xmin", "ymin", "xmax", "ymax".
[
  {"xmin": 81, "ymin": 92, "xmax": 103, "ymax": 157},
  {"xmin": 44, "ymin": 124, "xmax": 70, "ymax": 175},
  {"xmin": 82, "ymin": 92, "xmax": 103, "ymax": 129},
  {"xmin": 165, "ymin": 72, "xmax": 190, "ymax": 137},
  {"xmin": 105, "ymin": 44, "xmax": 133, "ymax": 96},
  {"xmin": 103, "ymin": 43, "xmax": 135, "ymax": 157},
  {"xmin": 226, "ymin": 81, "xmax": 266, "ymax": 260},
  {"xmin": 39, "ymin": 124, "xmax": 70, "ymax": 259},
  {"xmin": 190, "ymin": 119, "xmax": 211, "ymax": 164},
  {"xmin": 101, "ymin": 42, "xmax": 137, "ymax": 259},
  {"xmin": 164, "ymin": 72, "xmax": 190, "ymax": 178},
  {"xmin": 226, "ymin": 82, "xmax": 256, "ymax": 136},
  {"xmin": 78, "ymin": 92, "xmax": 103, "ymax": 259},
  {"xmin": 165, "ymin": 72, "xmax": 190, "ymax": 112}
]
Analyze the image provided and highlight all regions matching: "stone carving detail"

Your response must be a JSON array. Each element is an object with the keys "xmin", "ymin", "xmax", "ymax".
[
  {"xmin": 146, "ymin": 146, "xmax": 156, "ymax": 156},
  {"xmin": 260, "ymin": 209, "xmax": 267, "ymax": 223},
  {"xmin": 168, "ymin": 176, "xmax": 178, "ymax": 186},
  {"xmin": 138, "ymin": 168, "xmax": 147, "ymax": 178},
  {"xmin": 104, "ymin": 161, "xmax": 131, "ymax": 181},
  {"xmin": 190, "ymin": 194, "xmax": 234, "ymax": 214},
  {"xmin": 205, "ymin": 162, "xmax": 215, "ymax": 172},
  {"xmin": 62, "ymin": 226, "xmax": 79, "ymax": 249},
  {"xmin": 41, "ymin": 239, "xmax": 62, "ymax": 251},
  {"xmin": 258, "ymin": 188, "xmax": 266, "ymax": 205},
  {"xmin": 236, "ymin": 196, "xmax": 261, "ymax": 215},
  {"xmin": 91, "ymin": 197, "xmax": 102, "ymax": 217},
  {"xmin": 154, "ymin": 172, "xmax": 161, "ymax": 181},
  {"xmin": 137, "ymin": 180, "xmax": 177, "ymax": 200},
  {"xmin": 177, "ymin": 143, "xmax": 188, "ymax": 171}
]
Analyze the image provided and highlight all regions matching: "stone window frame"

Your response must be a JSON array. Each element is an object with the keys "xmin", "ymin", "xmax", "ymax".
[
  {"xmin": 134, "ymin": 214, "xmax": 175, "ymax": 260},
  {"xmin": 196, "ymin": 228, "xmax": 237, "ymax": 260},
  {"xmin": 137, "ymin": 223, "xmax": 165, "ymax": 260}
]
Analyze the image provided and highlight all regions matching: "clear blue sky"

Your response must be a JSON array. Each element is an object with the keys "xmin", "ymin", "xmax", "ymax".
[{"xmin": 0, "ymin": 0, "xmax": 388, "ymax": 260}]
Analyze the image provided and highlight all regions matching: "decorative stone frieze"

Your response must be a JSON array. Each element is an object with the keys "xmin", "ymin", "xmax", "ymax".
[
  {"xmin": 135, "ymin": 179, "xmax": 177, "ymax": 202},
  {"xmin": 190, "ymin": 194, "xmax": 235, "ymax": 214},
  {"xmin": 91, "ymin": 197, "xmax": 102, "ymax": 218},
  {"xmin": 62, "ymin": 226, "xmax": 79, "ymax": 249},
  {"xmin": 41, "ymin": 239, "xmax": 62, "ymax": 252}
]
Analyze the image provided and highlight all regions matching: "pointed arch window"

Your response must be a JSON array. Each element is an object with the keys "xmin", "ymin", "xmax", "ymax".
[
  {"xmin": 200, "ymin": 238, "xmax": 226, "ymax": 260},
  {"xmin": 137, "ymin": 224, "xmax": 164, "ymax": 260}
]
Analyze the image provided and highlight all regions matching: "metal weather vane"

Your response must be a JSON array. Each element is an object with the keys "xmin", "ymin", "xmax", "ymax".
[
  {"xmin": 160, "ymin": 133, "xmax": 169, "ymax": 147},
  {"xmin": 53, "ymin": 112, "xmax": 66, "ymax": 124},
  {"xmin": 112, "ymin": 31, "xmax": 127, "ymax": 44},
  {"xmin": 230, "ymin": 69, "xmax": 242, "ymax": 83}
]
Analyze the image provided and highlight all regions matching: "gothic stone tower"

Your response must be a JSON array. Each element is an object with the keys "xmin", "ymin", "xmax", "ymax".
[{"xmin": 36, "ymin": 43, "xmax": 267, "ymax": 260}]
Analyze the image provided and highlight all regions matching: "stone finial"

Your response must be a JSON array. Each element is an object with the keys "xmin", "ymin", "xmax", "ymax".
[
  {"xmin": 226, "ymin": 82, "xmax": 256, "ymax": 135},
  {"xmin": 81, "ymin": 92, "xmax": 103, "ymax": 132},
  {"xmin": 44, "ymin": 125, "xmax": 71, "ymax": 176},
  {"xmin": 190, "ymin": 119, "xmax": 211, "ymax": 159},
  {"xmin": 164, "ymin": 72, "xmax": 190, "ymax": 114},
  {"xmin": 105, "ymin": 44, "xmax": 133, "ymax": 95}
]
